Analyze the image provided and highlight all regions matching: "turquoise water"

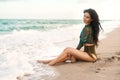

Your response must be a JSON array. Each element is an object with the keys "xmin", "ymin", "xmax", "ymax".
[{"xmin": 0, "ymin": 19, "xmax": 82, "ymax": 33}]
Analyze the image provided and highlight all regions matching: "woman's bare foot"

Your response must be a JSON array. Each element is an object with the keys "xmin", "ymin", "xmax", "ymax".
[
  {"xmin": 71, "ymin": 58, "xmax": 76, "ymax": 63},
  {"xmin": 48, "ymin": 62, "xmax": 55, "ymax": 66},
  {"xmin": 37, "ymin": 60, "xmax": 52, "ymax": 64},
  {"xmin": 70, "ymin": 56, "xmax": 76, "ymax": 63}
]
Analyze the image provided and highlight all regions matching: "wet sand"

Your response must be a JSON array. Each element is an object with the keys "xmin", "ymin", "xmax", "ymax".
[{"xmin": 53, "ymin": 27, "xmax": 120, "ymax": 80}]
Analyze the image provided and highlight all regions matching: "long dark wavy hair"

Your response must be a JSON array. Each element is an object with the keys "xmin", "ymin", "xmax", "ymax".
[{"xmin": 84, "ymin": 8, "xmax": 103, "ymax": 46}]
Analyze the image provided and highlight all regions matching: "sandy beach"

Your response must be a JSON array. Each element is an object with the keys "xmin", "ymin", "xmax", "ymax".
[{"xmin": 52, "ymin": 26, "xmax": 120, "ymax": 80}]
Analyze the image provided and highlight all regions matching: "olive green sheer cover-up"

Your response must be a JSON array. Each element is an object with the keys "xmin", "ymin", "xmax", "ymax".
[{"xmin": 76, "ymin": 25, "xmax": 97, "ymax": 60}]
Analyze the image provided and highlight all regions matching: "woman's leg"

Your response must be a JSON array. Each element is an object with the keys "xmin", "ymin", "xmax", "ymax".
[
  {"xmin": 37, "ymin": 48, "xmax": 72, "ymax": 64},
  {"xmin": 37, "ymin": 59, "xmax": 54, "ymax": 64},
  {"xmin": 48, "ymin": 47, "xmax": 95, "ymax": 66},
  {"xmin": 70, "ymin": 56, "xmax": 76, "ymax": 62},
  {"xmin": 37, "ymin": 56, "xmax": 75, "ymax": 64}
]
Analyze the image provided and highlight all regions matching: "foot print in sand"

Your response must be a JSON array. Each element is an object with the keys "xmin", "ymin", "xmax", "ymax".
[
  {"xmin": 95, "ymin": 68, "xmax": 101, "ymax": 73},
  {"xmin": 105, "ymin": 56, "xmax": 120, "ymax": 62},
  {"xmin": 111, "ymin": 56, "xmax": 120, "ymax": 61},
  {"xmin": 94, "ymin": 67, "xmax": 106, "ymax": 73},
  {"xmin": 94, "ymin": 55, "xmax": 120, "ymax": 71}
]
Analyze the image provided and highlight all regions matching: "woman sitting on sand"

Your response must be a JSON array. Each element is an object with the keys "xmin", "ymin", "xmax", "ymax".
[{"xmin": 37, "ymin": 8, "xmax": 103, "ymax": 66}]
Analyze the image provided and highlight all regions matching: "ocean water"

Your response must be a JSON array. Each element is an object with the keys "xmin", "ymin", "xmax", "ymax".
[{"xmin": 0, "ymin": 19, "xmax": 119, "ymax": 80}]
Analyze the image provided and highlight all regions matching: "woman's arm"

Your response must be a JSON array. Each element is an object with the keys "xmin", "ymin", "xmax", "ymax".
[{"xmin": 76, "ymin": 41, "xmax": 83, "ymax": 50}]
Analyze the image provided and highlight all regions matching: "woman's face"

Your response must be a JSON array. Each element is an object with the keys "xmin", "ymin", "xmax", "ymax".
[{"xmin": 83, "ymin": 12, "xmax": 92, "ymax": 25}]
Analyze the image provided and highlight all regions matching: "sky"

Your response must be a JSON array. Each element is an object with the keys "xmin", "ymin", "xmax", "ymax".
[{"xmin": 0, "ymin": 0, "xmax": 120, "ymax": 20}]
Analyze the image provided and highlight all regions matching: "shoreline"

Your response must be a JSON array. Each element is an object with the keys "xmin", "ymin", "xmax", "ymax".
[{"xmin": 53, "ymin": 26, "xmax": 120, "ymax": 80}]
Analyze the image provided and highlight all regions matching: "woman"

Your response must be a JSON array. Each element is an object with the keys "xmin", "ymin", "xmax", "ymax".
[{"xmin": 37, "ymin": 8, "xmax": 103, "ymax": 66}]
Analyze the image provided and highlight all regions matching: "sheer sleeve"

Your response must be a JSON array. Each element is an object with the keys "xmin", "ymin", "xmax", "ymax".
[
  {"xmin": 76, "ymin": 26, "xmax": 91, "ymax": 50},
  {"xmin": 80, "ymin": 27, "xmax": 91, "ymax": 44}
]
